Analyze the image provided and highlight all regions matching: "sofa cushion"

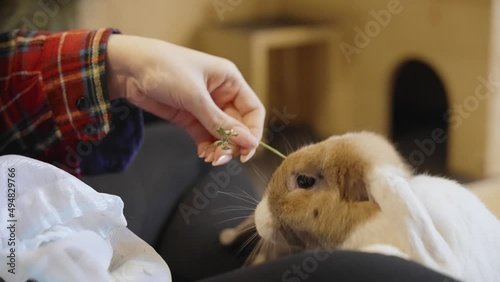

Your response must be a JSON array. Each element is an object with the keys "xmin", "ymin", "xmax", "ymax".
[{"xmin": 83, "ymin": 122, "xmax": 207, "ymax": 245}]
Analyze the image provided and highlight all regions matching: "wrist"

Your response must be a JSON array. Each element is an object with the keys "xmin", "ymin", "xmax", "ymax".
[
  {"xmin": 106, "ymin": 34, "xmax": 168, "ymax": 102},
  {"xmin": 106, "ymin": 34, "xmax": 132, "ymax": 100}
]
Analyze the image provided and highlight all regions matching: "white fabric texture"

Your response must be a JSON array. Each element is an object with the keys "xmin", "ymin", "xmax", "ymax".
[{"xmin": 0, "ymin": 155, "xmax": 171, "ymax": 282}]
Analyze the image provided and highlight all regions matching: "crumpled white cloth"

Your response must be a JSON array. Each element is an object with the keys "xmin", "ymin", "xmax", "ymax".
[{"xmin": 0, "ymin": 155, "xmax": 171, "ymax": 282}]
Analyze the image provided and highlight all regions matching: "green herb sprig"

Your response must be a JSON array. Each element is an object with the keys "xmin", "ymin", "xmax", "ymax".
[
  {"xmin": 213, "ymin": 127, "xmax": 286, "ymax": 159},
  {"xmin": 258, "ymin": 140, "xmax": 286, "ymax": 159},
  {"xmin": 213, "ymin": 127, "xmax": 239, "ymax": 150}
]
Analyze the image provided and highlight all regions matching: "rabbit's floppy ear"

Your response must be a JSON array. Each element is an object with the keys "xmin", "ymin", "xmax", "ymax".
[
  {"xmin": 337, "ymin": 168, "xmax": 369, "ymax": 202},
  {"xmin": 329, "ymin": 141, "xmax": 370, "ymax": 202}
]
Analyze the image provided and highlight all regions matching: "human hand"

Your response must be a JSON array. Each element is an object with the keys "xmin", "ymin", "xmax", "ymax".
[{"xmin": 106, "ymin": 34, "xmax": 265, "ymax": 165}]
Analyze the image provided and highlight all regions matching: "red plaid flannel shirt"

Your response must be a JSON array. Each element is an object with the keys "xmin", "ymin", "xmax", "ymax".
[{"xmin": 0, "ymin": 29, "xmax": 118, "ymax": 176}]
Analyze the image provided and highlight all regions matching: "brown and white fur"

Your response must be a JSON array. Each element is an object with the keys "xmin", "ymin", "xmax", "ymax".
[{"xmin": 220, "ymin": 132, "xmax": 500, "ymax": 281}]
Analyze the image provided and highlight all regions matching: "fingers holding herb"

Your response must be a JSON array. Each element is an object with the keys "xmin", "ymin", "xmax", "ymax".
[
  {"xmin": 203, "ymin": 127, "xmax": 286, "ymax": 165},
  {"xmin": 198, "ymin": 142, "xmax": 239, "ymax": 166},
  {"xmin": 212, "ymin": 146, "xmax": 238, "ymax": 166},
  {"xmin": 205, "ymin": 127, "xmax": 239, "ymax": 165}
]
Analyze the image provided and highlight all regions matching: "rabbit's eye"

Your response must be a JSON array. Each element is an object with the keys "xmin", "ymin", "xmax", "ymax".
[{"xmin": 296, "ymin": 175, "xmax": 316, "ymax": 189}]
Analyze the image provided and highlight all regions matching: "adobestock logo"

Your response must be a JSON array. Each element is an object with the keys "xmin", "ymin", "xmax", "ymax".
[
  {"xmin": 340, "ymin": 0, "xmax": 411, "ymax": 63},
  {"xmin": 282, "ymin": 249, "xmax": 335, "ymax": 282},
  {"xmin": 178, "ymin": 160, "xmax": 242, "ymax": 225},
  {"xmin": 406, "ymin": 75, "xmax": 498, "ymax": 167},
  {"xmin": 19, "ymin": 0, "xmax": 73, "ymax": 30},
  {"xmin": 263, "ymin": 107, "xmax": 297, "ymax": 142},
  {"xmin": 213, "ymin": 0, "xmax": 244, "ymax": 21},
  {"xmin": 60, "ymin": 64, "xmax": 173, "ymax": 173}
]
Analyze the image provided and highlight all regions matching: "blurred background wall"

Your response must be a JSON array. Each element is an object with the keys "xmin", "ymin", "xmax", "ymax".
[{"xmin": 76, "ymin": 0, "xmax": 283, "ymax": 46}]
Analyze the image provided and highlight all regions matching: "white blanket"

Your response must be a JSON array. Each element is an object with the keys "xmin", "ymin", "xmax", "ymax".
[{"xmin": 0, "ymin": 155, "xmax": 171, "ymax": 282}]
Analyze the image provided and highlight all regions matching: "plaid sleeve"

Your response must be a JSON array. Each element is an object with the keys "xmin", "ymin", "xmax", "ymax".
[{"xmin": 0, "ymin": 29, "xmax": 120, "ymax": 176}]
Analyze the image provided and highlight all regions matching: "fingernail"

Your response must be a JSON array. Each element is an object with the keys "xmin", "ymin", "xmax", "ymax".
[
  {"xmin": 205, "ymin": 152, "xmax": 214, "ymax": 163},
  {"xmin": 213, "ymin": 154, "xmax": 232, "ymax": 166},
  {"xmin": 240, "ymin": 154, "xmax": 250, "ymax": 163},
  {"xmin": 240, "ymin": 149, "xmax": 256, "ymax": 163},
  {"xmin": 199, "ymin": 150, "xmax": 206, "ymax": 158}
]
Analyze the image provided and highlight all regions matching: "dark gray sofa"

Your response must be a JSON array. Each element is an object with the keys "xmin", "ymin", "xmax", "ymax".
[{"xmin": 82, "ymin": 121, "xmax": 259, "ymax": 281}]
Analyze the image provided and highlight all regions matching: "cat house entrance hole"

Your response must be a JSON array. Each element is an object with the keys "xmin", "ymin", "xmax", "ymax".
[{"xmin": 390, "ymin": 60, "xmax": 449, "ymax": 175}]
